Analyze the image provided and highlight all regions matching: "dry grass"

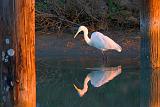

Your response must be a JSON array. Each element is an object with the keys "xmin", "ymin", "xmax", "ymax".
[{"xmin": 35, "ymin": 0, "xmax": 139, "ymax": 33}]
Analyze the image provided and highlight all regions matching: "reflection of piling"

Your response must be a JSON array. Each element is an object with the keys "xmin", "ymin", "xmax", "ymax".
[
  {"xmin": 141, "ymin": 68, "xmax": 160, "ymax": 107},
  {"xmin": 150, "ymin": 69, "xmax": 160, "ymax": 107},
  {"xmin": 140, "ymin": 67, "xmax": 151, "ymax": 107},
  {"xmin": 0, "ymin": 0, "xmax": 36, "ymax": 107}
]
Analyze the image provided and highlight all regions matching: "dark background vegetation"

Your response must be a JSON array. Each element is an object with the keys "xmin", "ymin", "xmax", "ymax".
[{"xmin": 35, "ymin": 0, "xmax": 140, "ymax": 33}]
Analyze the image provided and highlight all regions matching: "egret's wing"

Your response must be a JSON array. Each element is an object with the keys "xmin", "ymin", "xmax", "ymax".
[
  {"xmin": 90, "ymin": 32, "xmax": 107, "ymax": 49},
  {"xmin": 88, "ymin": 66, "xmax": 122, "ymax": 87},
  {"xmin": 101, "ymin": 34, "xmax": 122, "ymax": 52},
  {"xmin": 91, "ymin": 32, "xmax": 122, "ymax": 52}
]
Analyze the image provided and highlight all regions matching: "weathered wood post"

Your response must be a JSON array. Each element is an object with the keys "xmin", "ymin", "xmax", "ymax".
[
  {"xmin": 141, "ymin": 0, "xmax": 160, "ymax": 68},
  {"xmin": 0, "ymin": 0, "xmax": 36, "ymax": 107},
  {"xmin": 140, "ymin": 0, "xmax": 160, "ymax": 107}
]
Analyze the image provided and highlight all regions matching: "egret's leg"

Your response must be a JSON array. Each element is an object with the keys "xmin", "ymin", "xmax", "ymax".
[
  {"xmin": 102, "ymin": 51, "xmax": 104, "ymax": 61},
  {"xmin": 105, "ymin": 55, "xmax": 108, "ymax": 64},
  {"xmin": 102, "ymin": 51, "xmax": 108, "ymax": 64},
  {"xmin": 102, "ymin": 51, "xmax": 106, "ymax": 64}
]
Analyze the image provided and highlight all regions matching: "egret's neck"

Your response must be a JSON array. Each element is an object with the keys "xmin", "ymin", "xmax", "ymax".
[
  {"xmin": 83, "ymin": 29, "xmax": 91, "ymax": 45},
  {"xmin": 76, "ymin": 76, "xmax": 90, "ymax": 97},
  {"xmin": 81, "ymin": 76, "xmax": 90, "ymax": 94}
]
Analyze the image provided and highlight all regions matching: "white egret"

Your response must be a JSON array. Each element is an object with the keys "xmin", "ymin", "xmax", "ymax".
[
  {"xmin": 74, "ymin": 26, "xmax": 122, "ymax": 61},
  {"xmin": 73, "ymin": 66, "xmax": 122, "ymax": 97}
]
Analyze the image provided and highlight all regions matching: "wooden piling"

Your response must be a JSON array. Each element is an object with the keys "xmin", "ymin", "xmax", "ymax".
[
  {"xmin": 140, "ymin": 0, "xmax": 160, "ymax": 107},
  {"xmin": 0, "ymin": 0, "xmax": 36, "ymax": 107},
  {"xmin": 140, "ymin": 0, "xmax": 160, "ymax": 68}
]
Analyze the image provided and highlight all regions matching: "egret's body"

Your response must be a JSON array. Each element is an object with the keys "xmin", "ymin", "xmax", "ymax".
[{"xmin": 74, "ymin": 26, "xmax": 122, "ymax": 52}]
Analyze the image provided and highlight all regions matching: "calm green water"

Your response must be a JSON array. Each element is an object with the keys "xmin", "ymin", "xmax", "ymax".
[{"xmin": 36, "ymin": 57, "xmax": 140, "ymax": 107}]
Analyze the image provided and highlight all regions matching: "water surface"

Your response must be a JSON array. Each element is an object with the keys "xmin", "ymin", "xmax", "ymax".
[{"xmin": 36, "ymin": 57, "xmax": 140, "ymax": 107}]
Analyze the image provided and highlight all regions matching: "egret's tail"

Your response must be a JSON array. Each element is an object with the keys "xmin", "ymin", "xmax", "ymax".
[{"xmin": 116, "ymin": 44, "xmax": 122, "ymax": 52}]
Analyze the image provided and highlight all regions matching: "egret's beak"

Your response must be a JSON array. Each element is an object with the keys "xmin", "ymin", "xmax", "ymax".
[
  {"xmin": 73, "ymin": 84, "xmax": 81, "ymax": 92},
  {"xmin": 74, "ymin": 29, "xmax": 81, "ymax": 38}
]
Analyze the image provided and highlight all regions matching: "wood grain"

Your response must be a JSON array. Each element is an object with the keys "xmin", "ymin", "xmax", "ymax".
[
  {"xmin": 149, "ymin": 0, "xmax": 160, "ymax": 68},
  {"xmin": 140, "ymin": 0, "xmax": 160, "ymax": 68},
  {"xmin": 0, "ymin": 0, "xmax": 36, "ymax": 107}
]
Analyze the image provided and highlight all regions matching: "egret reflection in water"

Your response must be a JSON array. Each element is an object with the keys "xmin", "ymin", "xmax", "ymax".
[{"xmin": 73, "ymin": 65, "xmax": 122, "ymax": 97}]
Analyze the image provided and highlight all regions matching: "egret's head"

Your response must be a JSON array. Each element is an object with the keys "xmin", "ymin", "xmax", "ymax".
[{"xmin": 74, "ymin": 26, "xmax": 87, "ymax": 38}]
